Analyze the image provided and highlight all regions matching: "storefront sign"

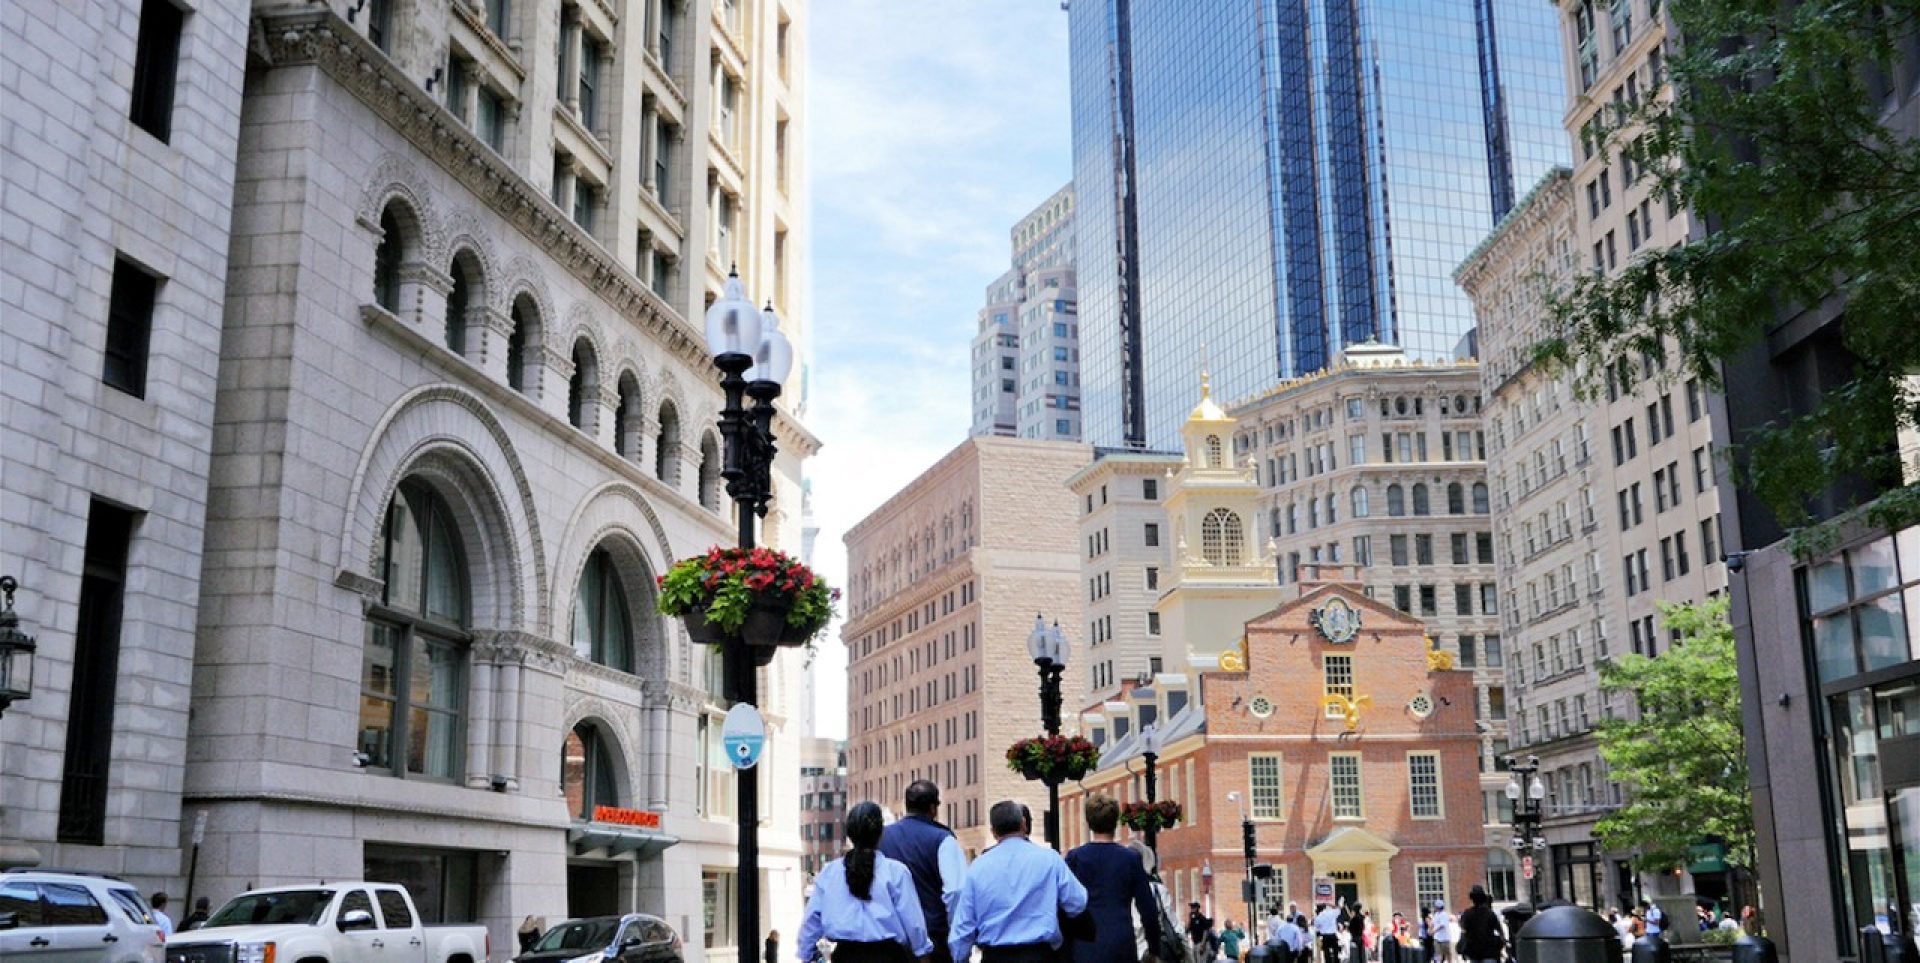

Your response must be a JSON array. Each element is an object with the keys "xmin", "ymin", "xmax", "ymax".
[
  {"xmin": 1312, "ymin": 876, "xmax": 1335, "ymax": 901},
  {"xmin": 593, "ymin": 805, "xmax": 662, "ymax": 829}
]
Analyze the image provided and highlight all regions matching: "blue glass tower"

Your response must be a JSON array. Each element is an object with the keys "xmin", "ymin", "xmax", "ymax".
[{"xmin": 1071, "ymin": 0, "xmax": 1567, "ymax": 449}]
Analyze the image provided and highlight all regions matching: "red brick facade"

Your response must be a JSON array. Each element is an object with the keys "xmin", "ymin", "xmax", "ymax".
[{"xmin": 1063, "ymin": 578, "xmax": 1486, "ymax": 923}]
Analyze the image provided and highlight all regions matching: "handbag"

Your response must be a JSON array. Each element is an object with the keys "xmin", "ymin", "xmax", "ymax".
[{"xmin": 1148, "ymin": 878, "xmax": 1187, "ymax": 963}]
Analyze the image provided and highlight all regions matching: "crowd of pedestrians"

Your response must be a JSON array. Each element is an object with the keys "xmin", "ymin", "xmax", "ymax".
[{"xmin": 794, "ymin": 779, "xmax": 1756, "ymax": 963}]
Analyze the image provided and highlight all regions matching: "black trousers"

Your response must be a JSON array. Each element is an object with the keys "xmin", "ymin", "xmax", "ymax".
[
  {"xmin": 830, "ymin": 940, "xmax": 913, "ymax": 963},
  {"xmin": 981, "ymin": 943, "xmax": 1057, "ymax": 963},
  {"xmin": 1320, "ymin": 934, "xmax": 1342, "ymax": 963}
]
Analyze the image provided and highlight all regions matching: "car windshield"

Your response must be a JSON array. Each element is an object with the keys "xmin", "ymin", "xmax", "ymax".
[
  {"xmin": 204, "ymin": 890, "xmax": 335, "ymax": 928},
  {"xmin": 535, "ymin": 918, "xmax": 618, "ymax": 951}
]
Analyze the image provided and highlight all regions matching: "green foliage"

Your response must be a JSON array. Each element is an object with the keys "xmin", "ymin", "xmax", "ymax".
[
  {"xmin": 1536, "ymin": 0, "xmax": 1920, "ymax": 538},
  {"xmin": 1594, "ymin": 597, "xmax": 1754, "ymax": 873},
  {"xmin": 655, "ymin": 546, "xmax": 839, "ymax": 645}
]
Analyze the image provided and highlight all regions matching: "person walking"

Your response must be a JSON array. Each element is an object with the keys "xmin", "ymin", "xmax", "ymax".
[
  {"xmin": 1642, "ymin": 901, "xmax": 1666, "ymax": 938},
  {"xmin": 1455, "ymin": 886, "xmax": 1503, "ymax": 963},
  {"xmin": 150, "ymin": 893, "xmax": 175, "ymax": 938},
  {"xmin": 1344, "ymin": 905, "xmax": 1366, "ymax": 963},
  {"xmin": 879, "ymin": 780, "xmax": 968, "ymax": 963},
  {"xmin": 182, "ymin": 897, "xmax": 211, "ymax": 931},
  {"xmin": 766, "ymin": 930, "xmax": 781, "ymax": 963},
  {"xmin": 949, "ymin": 801, "xmax": 1089, "ymax": 963},
  {"xmin": 1221, "ymin": 920, "xmax": 1244, "ymax": 962},
  {"xmin": 1428, "ymin": 901, "xmax": 1455, "ymax": 963},
  {"xmin": 797, "ymin": 802, "xmax": 934, "ymax": 963},
  {"xmin": 1187, "ymin": 903, "xmax": 1214, "ymax": 963},
  {"xmin": 1064, "ymin": 794, "xmax": 1162, "ymax": 963},
  {"xmin": 1312, "ymin": 904, "xmax": 1341, "ymax": 963},
  {"xmin": 1273, "ymin": 911, "xmax": 1307, "ymax": 963}
]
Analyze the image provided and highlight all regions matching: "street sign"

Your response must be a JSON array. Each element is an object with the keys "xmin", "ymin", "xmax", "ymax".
[
  {"xmin": 1521, "ymin": 855, "xmax": 1535, "ymax": 880},
  {"xmin": 191, "ymin": 810, "xmax": 208, "ymax": 846},
  {"xmin": 1312, "ymin": 876, "xmax": 1335, "ymax": 902},
  {"xmin": 723, "ymin": 703, "xmax": 767, "ymax": 770}
]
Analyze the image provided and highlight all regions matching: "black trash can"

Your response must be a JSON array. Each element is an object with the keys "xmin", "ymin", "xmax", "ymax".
[
  {"xmin": 1630, "ymin": 933, "xmax": 1671, "ymax": 963},
  {"xmin": 1514, "ymin": 905, "xmax": 1617, "ymax": 963},
  {"xmin": 1501, "ymin": 904, "xmax": 1538, "ymax": 946},
  {"xmin": 1246, "ymin": 944, "xmax": 1274, "ymax": 963},
  {"xmin": 1729, "ymin": 934, "xmax": 1778, "ymax": 963}
]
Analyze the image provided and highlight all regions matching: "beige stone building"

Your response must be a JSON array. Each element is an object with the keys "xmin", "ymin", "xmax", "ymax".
[
  {"xmin": 841, "ymin": 437, "xmax": 1091, "ymax": 855},
  {"xmin": 1067, "ymin": 450, "xmax": 1181, "ymax": 706},
  {"xmin": 4, "ymin": 0, "xmax": 816, "ymax": 956},
  {"xmin": 1225, "ymin": 346, "xmax": 1518, "ymax": 891},
  {"xmin": 1461, "ymin": 159, "xmax": 1727, "ymax": 909}
]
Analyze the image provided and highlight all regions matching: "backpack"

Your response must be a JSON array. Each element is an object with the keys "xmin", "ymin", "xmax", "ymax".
[{"xmin": 1148, "ymin": 878, "xmax": 1187, "ymax": 963}]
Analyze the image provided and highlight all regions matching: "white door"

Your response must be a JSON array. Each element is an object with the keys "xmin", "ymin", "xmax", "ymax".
[{"xmin": 338, "ymin": 889, "xmax": 391, "ymax": 960}]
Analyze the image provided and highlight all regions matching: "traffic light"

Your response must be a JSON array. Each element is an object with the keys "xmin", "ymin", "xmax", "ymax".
[
  {"xmin": 1241, "ymin": 819, "xmax": 1256, "ymax": 857},
  {"xmin": 1251, "ymin": 864, "xmax": 1274, "ymax": 880}
]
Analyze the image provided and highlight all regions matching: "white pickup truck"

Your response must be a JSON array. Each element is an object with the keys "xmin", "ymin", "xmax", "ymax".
[{"xmin": 162, "ymin": 883, "xmax": 489, "ymax": 963}]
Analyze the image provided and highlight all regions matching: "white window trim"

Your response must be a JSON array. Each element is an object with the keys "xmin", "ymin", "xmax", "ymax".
[
  {"xmin": 1407, "ymin": 751, "xmax": 1444, "ymax": 820},
  {"xmin": 1249, "ymin": 752, "xmax": 1285, "ymax": 821},
  {"xmin": 1330, "ymin": 751, "xmax": 1364, "ymax": 820}
]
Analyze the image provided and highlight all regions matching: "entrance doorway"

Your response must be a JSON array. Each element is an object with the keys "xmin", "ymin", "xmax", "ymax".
[
  {"xmin": 568, "ymin": 862, "xmax": 620, "ymax": 919},
  {"xmin": 1334, "ymin": 881, "xmax": 1359, "ymax": 908}
]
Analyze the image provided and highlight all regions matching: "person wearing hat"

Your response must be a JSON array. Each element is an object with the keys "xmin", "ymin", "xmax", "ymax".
[
  {"xmin": 1455, "ymin": 886, "xmax": 1503, "ymax": 963},
  {"xmin": 1428, "ymin": 899, "xmax": 1455, "ymax": 963},
  {"xmin": 1186, "ymin": 902, "xmax": 1213, "ymax": 963}
]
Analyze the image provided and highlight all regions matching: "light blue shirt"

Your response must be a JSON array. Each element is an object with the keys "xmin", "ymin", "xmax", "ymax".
[
  {"xmin": 797, "ymin": 854, "xmax": 933, "ymax": 961},
  {"xmin": 949, "ymin": 836, "xmax": 1088, "ymax": 962},
  {"xmin": 936, "ymin": 834, "xmax": 967, "ymax": 922}
]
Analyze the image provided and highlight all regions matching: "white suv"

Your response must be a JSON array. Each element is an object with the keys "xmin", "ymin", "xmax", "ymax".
[{"xmin": 0, "ymin": 869, "xmax": 166, "ymax": 962}]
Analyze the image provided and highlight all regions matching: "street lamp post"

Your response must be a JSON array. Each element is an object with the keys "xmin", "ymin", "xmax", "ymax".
[
  {"xmin": 1506, "ymin": 754, "xmax": 1548, "ymax": 907},
  {"xmin": 703, "ymin": 269, "xmax": 793, "ymax": 963},
  {"xmin": 1026, "ymin": 615, "xmax": 1070, "ymax": 850},
  {"xmin": 0, "ymin": 577, "xmax": 37, "ymax": 719},
  {"xmin": 1140, "ymin": 723, "xmax": 1161, "ymax": 854}
]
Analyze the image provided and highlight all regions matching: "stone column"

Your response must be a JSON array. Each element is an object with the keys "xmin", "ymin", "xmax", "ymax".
[
  {"xmin": 460, "ymin": 60, "xmax": 481, "ymax": 130},
  {"xmin": 562, "ymin": 5, "xmax": 584, "ymax": 116},
  {"xmin": 467, "ymin": 658, "xmax": 496, "ymax": 788},
  {"xmin": 400, "ymin": 261, "xmax": 454, "ymax": 335},
  {"xmin": 540, "ymin": 343, "xmax": 572, "ymax": 421},
  {"xmin": 593, "ymin": 380, "xmax": 619, "ymax": 449},
  {"xmin": 495, "ymin": 660, "xmax": 523, "ymax": 790},
  {"xmin": 636, "ymin": 412, "xmax": 660, "ymax": 477},
  {"xmin": 553, "ymin": 158, "xmax": 578, "ymax": 217}
]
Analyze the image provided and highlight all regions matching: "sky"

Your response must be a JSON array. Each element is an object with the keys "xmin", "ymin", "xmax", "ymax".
[{"xmin": 801, "ymin": 1, "xmax": 1073, "ymax": 740}]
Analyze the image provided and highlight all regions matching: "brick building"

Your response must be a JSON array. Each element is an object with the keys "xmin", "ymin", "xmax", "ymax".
[
  {"xmin": 1064, "ymin": 573, "xmax": 1487, "ymax": 922},
  {"xmin": 841, "ymin": 437, "xmax": 1091, "ymax": 855}
]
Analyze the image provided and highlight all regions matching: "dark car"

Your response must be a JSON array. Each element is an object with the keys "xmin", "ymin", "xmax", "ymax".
[{"xmin": 516, "ymin": 913, "xmax": 683, "ymax": 963}]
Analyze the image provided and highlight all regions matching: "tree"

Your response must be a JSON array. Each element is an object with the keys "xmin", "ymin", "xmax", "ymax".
[
  {"xmin": 1539, "ymin": 0, "xmax": 1920, "ymax": 541},
  {"xmin": 1593, "ymin": 597, "xmax": 1754, "ymax": 873}
]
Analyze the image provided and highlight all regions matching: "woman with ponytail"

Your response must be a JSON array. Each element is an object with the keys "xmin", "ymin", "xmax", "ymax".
[{"xmin": 797, "ymin": 801, "xmax": 934, "ymax": 963}]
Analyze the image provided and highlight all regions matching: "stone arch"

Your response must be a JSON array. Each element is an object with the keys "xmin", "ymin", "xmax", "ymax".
[
  {"xmin": 358, "ymin": 155, "xmax": 446, "ymax": 265},
  {"xmin": 338, "ymin": 384, "xmax": 547, "ymax": 632},
  {"xmin": 654, "ymin": 397, "xmax": 684, "ymax": 487},
  {"xmin": 550, "ymin": 482, "xmax": 679, "ymax": 681},
  {"xmin": 558, "ymin": 701, "xmax": 639, "ymax": 817},
  {"xmin": 613, "ymin": 367, "xmax": 646, "ymax": 460},
  {"xmin": 440, "ymin": 209, "xmax": 503, "ymax": 301},
  {"xmin": 697, "ymin": 431, "xmax": 722, "ymax": 511}
]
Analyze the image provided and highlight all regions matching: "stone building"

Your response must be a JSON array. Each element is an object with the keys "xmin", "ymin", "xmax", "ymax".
[
  {"xmin": 1062, "ymin": 574, "xmax": 1488, "ymax": 923},
  {"xmin": 970, "ymin": 185, "xmax": 1079, "ymax": 442},
  {"xmin": 1067, "ymin": 449, "xmax": 1181, "ymax": 704},
  {"xmin": 798, "ymin": 737, "xmax": 846, "ymax": 884},
  {"xmin": 1225, "ymin": 345, "xmax": 1517, "ymax": 894},
  {"xmin": 840, "ymin": 437, "xmax": 1091, "ymax": 856},
  {"xmin": 1463, "ymin": 0, "xmax": 1732, "ymax": 903},
  {"xmin": 4, "ymin": 0, "xmax": 815, "ymax": 957},
  {"xmin": 0, "ymin": 0, "xmax": 252, "ymax": 878}
]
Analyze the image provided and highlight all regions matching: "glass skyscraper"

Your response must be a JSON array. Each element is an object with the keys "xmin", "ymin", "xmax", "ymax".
[{"xmin": 1071, "ymin": 0, "xmax": 1566, "ymax": 449}]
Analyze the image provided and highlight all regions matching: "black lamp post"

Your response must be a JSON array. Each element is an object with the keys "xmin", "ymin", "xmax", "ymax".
[
  {"xmin": 1026, "ymin": 615, "xmax": 1069, "ymax": 850},
  {"xmin": 703, "ymin": 269, "xmax": 793, "ymax": 963},
  {"xmin": 1140, "ymin": 723, "xmax": 1162, "ymax": 854},
  {"xmin": 0, "ymin": 577, "xmax": 36, "ymax": 719},
  {"xmin": 1506, "ymin": 754, "xmax": 1548, "ymax": 907}
]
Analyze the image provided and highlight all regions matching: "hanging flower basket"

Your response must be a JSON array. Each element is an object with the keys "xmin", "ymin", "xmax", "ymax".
[
  {"xmin": 1005, "ymin": 734, "xmax": 1101, "ymax": 784},
  {"xmin": 657, "ymin": 546, "xmax": 838, "ymax": 650},
  {"xmin": 1120, "ymin": 799, "xmax": 1182, "ymax": 833}
]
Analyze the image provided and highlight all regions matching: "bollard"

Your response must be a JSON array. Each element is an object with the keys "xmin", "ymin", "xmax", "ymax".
[
  {"xmin": 1730, "ymin": 934, "xmax": 1778, "ymax": 963},
  {"xmin": 1514, "ymin": 905, "xmax": 1617, "ymax": 963},
  {"xmin": 1630, "ymin": 933, "xmax": 1671, "ymax": 963},
  {"xmin": 1246, "ymin": 943, "xmax": 1273, "ymax": 963}
]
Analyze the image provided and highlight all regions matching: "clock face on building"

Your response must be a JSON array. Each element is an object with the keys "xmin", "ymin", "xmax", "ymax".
[{"xmin": 1310, "ymin": 596, "xmax": 1361, "ymax": 645}]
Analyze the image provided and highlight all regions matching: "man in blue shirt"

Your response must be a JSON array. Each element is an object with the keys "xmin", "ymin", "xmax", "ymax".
[
  {"xmin": 880, "ymin": 780, "xmax": 968, "ymax": 963},
  {"xmin": 950, "ymin": 801, "xmax": 1088, "ymax": 963}
]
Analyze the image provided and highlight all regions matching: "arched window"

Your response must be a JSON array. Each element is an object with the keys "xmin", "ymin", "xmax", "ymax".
[
  {"xmin": 698, "ymin": 433, "xmax": 721, "ymax": 510},
  {"xmin": 445, "ymin": 251, "xmax": 482, "ymax": 356},
  {"xmin": 1485, "ymin": 849, "xmax": 1517, "ymax": 902},
  {"xmin": 1447, "ymin": 483, "xmax": 1465, "ymax": 515},
  {"xmin": 562, "ymin": 723, "xmax": 621, "ymax": 820},
  {"xmin": 1387, "ymin": 484, "xmax": 1406, "ymax": 517},
  {"xmin": 1200, "ymin": 508, "xmax": 1245, "ymax": 566},
  {"xmin": 507, "ymin": 294, "xmax": 539, "ymax": 393},
  {"xmin": 1351, "ymin": 486, "xmax": 1370, "ymax": 518},
  {"xmin": 1472, "ymin": 482, "xmax": 1491, "ymax": 514},
  {"xmin": 361, "ymin": 480, "xmax": 468, "ymax": 779},
  {"xmin": 1204, "ymin": 434, "xmax": 1223, "ymax": 468},
  {"xmin": 614, "ymin": 372, "xmax": 643, "ymax": 459},
  {"xmin": 373, "ymin": 206, "xmax": 408, "ymax": 312},
  {"xmin": 572, "ymin": 547, "xmax": 633, "ymax": 672},
  {"xmin": 1412, "ymin": 483, "xmax": 1431, "ymax": 516},
  {"xmin": 655, "ymin": 401, "xmax": 681, "ymax": 485},
  {"xmin": 568, "ymin": 338, "xmax": 598, "ymax": 431}
]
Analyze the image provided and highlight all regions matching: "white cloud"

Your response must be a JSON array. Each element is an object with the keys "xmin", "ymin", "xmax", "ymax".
[{"xmin": 802, "ymin": 2, "xmax": 1072, "ymax": 739}]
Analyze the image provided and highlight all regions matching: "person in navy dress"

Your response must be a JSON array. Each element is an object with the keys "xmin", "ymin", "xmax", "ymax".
[{"xmin": 1065, "ymin": 794, "xmax": 1163, "ymax": 963}]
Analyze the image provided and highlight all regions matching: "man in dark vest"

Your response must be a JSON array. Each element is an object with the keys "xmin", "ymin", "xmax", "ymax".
[{"xmin": 880, "ymin": 779, "xmax": 967, "ymax": 963}]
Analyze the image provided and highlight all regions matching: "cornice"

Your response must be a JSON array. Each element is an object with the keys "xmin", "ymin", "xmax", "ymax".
[{"xmin": 252, "ymin": 8, "xmax": 712, "ymax": 374}]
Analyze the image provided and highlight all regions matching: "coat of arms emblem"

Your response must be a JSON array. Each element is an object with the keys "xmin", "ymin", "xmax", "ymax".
[{"xmin": 1309, "ymin": 596, "xmax": 1361, "ymax": 644}]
